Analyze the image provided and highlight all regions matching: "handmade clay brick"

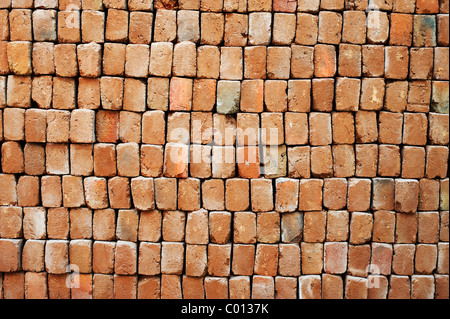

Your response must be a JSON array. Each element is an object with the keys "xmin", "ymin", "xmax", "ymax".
[
  {"xmin": 298, "ymin": 179, "xmax": 323, "ymax": 211},
  {"xmin": 125, "ymin": 44, "xmax": 149, "ymax": 78},
  {"xmin": 182, "ymin": 276, "xmax": 204, "ymax": 299},
  {"xmin": 129, "ymin": 11, "xmax": 153, "ymax": 44},
  {"xmin": 93, "ymin": 209, "xmax": 116, "ymax": 240},
  {"xmin": 349, "ymin": 212, "xmax": 373, "ymax": 245},
  {"xmin": 295, "ymin": 13, "xmax": 318, "ymax": 46},
  {"xmin": 115, "ymin": 241, "xmax": 138, "ymax": 275},
  {"xmin": 318, "ymin": 11, "xmax": 342, "ymax": 45},
  {"xmin": 138, "ymin": 243, "xmax": 161, "ymax": 276},
  {"xmin": 178, "ymin": 179, "xmax": 201, "ymax": 211},
  {"xmin": 45, "ymin": 240, "xmax": 69, "ymax": 274},
  {"xmin": 298, "ymin": 275, "xmax": 322, "ymax": 299},
  {"xmin": 342, "ymin": 11, "xmax": 366, "ymax": 44},
  {"xmin": 119, "ymin": 111, "xmax": 141, "ymax": 143},
  {"xmin": 154, "ymin": 179, "xmax": 178, "ymax": 211},
  {"xmin": 426, "ymin": 146, "xmax": 449, "ymax": 179},
  {"xmin": 347, "ymin": 244, "xmax": 371, "ymax": 277},
  {"xmin": 378, "ymin": 144, "xmax": 401, "ymax": 177},
  {"xmin": 435, "ymin": 275, "xmax": 449, "ymax": 300},
  {"xmin": 207, "ymin": 244, "xmax": 231, "ymax": 276},
  {"xmin": 254, "ymin": 244, "xmax": 278, "ymax": 276},
  {"xmin": 275, "ymin": 276, "xmax": 298, "ymax": 299},
  {"xmin": 301, "ymin": 243, "xmax": 324, "ymax": 275},
  {"xmin": 278, "ymin": 244, "xmax": 301, "ymax": 276},
  {"xmin": 272, "ymin": 13, "xmax": 296, "ymax": 45},
  {"xmin": 250, "ymin": 179, "xmax": 273, "ymax": 212},
  {"xmin": 162, "ymin": 211, "xmax": 185, "ymax": 242},
  {"xmin": 209, "ymin": 211, "xmax": 231, "ymax": 244},
  {"xmin": 360, "ymin": 78, "xmax": 385, "ymax": 111},
  {"xmin": 116, "ymin": 143, "xmax": 140, "ymax": 177},
  {"xmin": 310, "ymin": 146, "xmax": 333, "ymax": 178},
  {"xmin": 324, "ymin": 242, "xmax": 348, "ymax": 274},
  {"xmin": 46, "ymin": 144, "xmax": 70, "ymax": 175},
  {"xmin": 355, "ymin": 111, "xmax": 378, "ymax": 144},
  {"xmin": 418, "ymin": 179, "xmax": 440, "ymax": 211},
  {"xmin": 366, "ymin": 11, "xmax": 389, "ymax": 44},
  {"xmin": 362, "ymin": 45, "xmax": 385, "ymax": 77},
  {"xmin": 234, "ymin": 212, "xmax": 257, "ymax": 244},
  {"xmin": 256, "ymin": 212, "xmax": 280, "ymax": 243},
  {"xmin": 335, "ymin": 78, "xmax": 361, "ymax": 111},
  {"xmin": 224, "ymin": 13, "xmax": 248, "ymax": 46},
  {"xmin": 411, "ymin": 275, "xmax": 435, "ymax": 299},
  {"xmin": 200, "ymin": 13, "xmax": 224, "ymax": 45},
  {"xmin": 323, "ymin": 178, "xmax": 347, "ymax": 210},
  {"xmin": 1, "ymin": 141, "xmax": 24, "ymax": 173},
  {"xmin": 57, "ymin": 10, "xmax": 80, "ymax": 43},
  {"xmin": 217, "ymin": 80, "xmax": 241, "ymax": 114}
]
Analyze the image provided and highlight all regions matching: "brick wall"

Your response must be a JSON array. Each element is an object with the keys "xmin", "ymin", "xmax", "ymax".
[{"xmin": 0, "ymin": 0, "xmax": 449, "ymax": 299}]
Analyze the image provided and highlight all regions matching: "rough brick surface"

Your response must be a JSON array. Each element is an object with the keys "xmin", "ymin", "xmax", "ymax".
[{"xmin": 0, "ymin": 0, "xmax": 447, "ymax": 301}]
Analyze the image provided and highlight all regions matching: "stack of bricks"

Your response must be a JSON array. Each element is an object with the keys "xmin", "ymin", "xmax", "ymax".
[{"xmin": 0, "ymin": 0, "xmax": 449, "ymax": 300}]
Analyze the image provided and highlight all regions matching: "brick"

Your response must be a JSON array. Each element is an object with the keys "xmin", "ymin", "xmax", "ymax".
[
  {"xmin": 411, "ymin": 275, "xmax": 435, "ymax": 299},
  {"xmin": 22, "ymin": 239, "xmax": 45, "ymax": 272},
  {"xmin": 93, "ymin": 209, "xmax": 116, "ymax": 240},
  {"xmin": 333, "ymin": 145, "xmax": 355, "ymax": 176},
  {"xmin": 232, "ymin": 244, "xmax": 255, "ymax": 275},
  {"xmin": 408, "ymin": 80, "xmax": 432, "ymax": 112},
  {"xmin": 256, "ymin": 212, "xmax": 280, "ymax": 243},
  {"xmin": 323, "ymin": 178, "xmax": 347, "ymax": 210},
  {"xmin": 367, "ymin": 11, "xmax": 389, "ymax": 44},
  {"xmin": 295, "ymin": 13, "xmax": 318, "ymax": 45},
  {"xmin": 197, "ymin": 46, "xmax": 220, "ymax": 80},
  {"xmin": 324, "ymin": 242, "xmax": 348, "ymax": 274},
  {"xmin": 349, "ymin": 212, "xmax": 373, "ymax": 245},
  {"xmin": 2, "ymin": 141, "xmax": 24, "ymax": 173},
  {"xmin": 309, "ymin": 112, "xmax": 332, "ymax": 146},
  {"xmin": 207, "ymin": 244, "xmax": 231, "ymax": 276},
  {"xmin": 125, "ymin": 44, "xmax": 149, "ymax": 78},
  {"xmin": 388, "ymin": 275, "xmax": 411, "ymax": 299},
  {"xmin": 45, "ymin": 144, "xmax": 69, "ymax": 175},
  {"xmin": 0, "ymin": 206, "xmax": 22, "ymax": 238},
  {"xmin": 182, "ymin": 276, "xmax": 204, "ymax": 299},
  {"xmin": 249, "ymin": 179, "xmax": 273, "ymax": 212},
  {"xmin": 389, "ymin": 13, "xmax": 413, "ymax": 46},
  {"xmin": 217, "ymin": 81, "xmax": 241, "ymax": 114},
  {"xmin": 208, "ymin": 211, "xmax": 230, "ymax": 244},
  {"xmin": 41, "ymin": 177, "xmax": 62, "ymax": 208},
  {"xmin": 220, "ymin": 47, "xmax": 243, "ymax": 80},
  {"xmin": 303, "ymin": 211, "xmax": 327, "ymax": 243},
  {"xmin": 69, "ymin": 208, "xmax": 92, "ymax": 239},
  {"xmin": 318, "ymin": 11, "xmax": 342, "ymax": 44},
  {"xmin": 384, "ymin": 81, "xmax": 408, "ymax": 112},
  {"xmin": 252, "ymin": 276, "xmax": 274, "ymax": 299},
  {"xmin": 311, "ymin": 146, "xmax": 333, "ymax": 178},
  {"xmin": 326, "ymin": 211, "xmax": 349, "ymax": 242},
  {"xmin": 129, "ymin": 11, "xmax": 153, "ymax": 44},
  {"xmin": 437, "ymin": 14, "xmax": 449, "ymax": 46},
  {"xmin": 139, "ymin": 242, "xmax": 161, "ymax": 276},
  {"xmin": 342, "ymin": 11, "xmax": 366, "ymax": 44},
  {"xmin": 205, "ymin": 277, "xmax": 228, "ymax": 299},
  {"xmin": 116, "ymin": 209, "xmax": 139, "ymax": 242},
  {"xmin": 244, "ymin": 46, "xmax": 266, "ymax": 79},
  {"xmin": 298, "ymin": 275, "xmax": 322, "ymax": 299},
  {"xmin": 57, "ymin": 10, "xmax": 80, "ymax": 43},
  {"xmin": 394, "ymin": 179, "xmax": 419, "ymax": 214},
  {"xmin": 102, "ymin": 43, "xmax": 126, "ymax": 76},
  {"xmin": 69, "ymin": 239, "xmax": 93, "ymax": 273},
  {"xmin": 9, "ymin": 9, "xmax": 32, "ymax": 41},
  {"xmin": 369, "ymin": 243, "xmax": 393, "ymax": 275},
  {"xmin": 18, "ymin": 176, "xmax": 39, "ymax": 207},
  {"xmin": 6, "ymin": 75, "xmax": 31, "ymax": 108},
  {"xmin": 287, "ymin": 146, "xmax": 310, "ymax": 178},
  {"xmin": 418, "ymin": 179, "xmax": 440, "ymax": 211},
  {"xmin": 418, "ymin": 211, "xmax": 440, "ymax": 244},
  {"xmin": 173, "ymin": 42, "xmax": 196, "ymax": 78},
  {"xmin": 81, "ymin": 10, "xmax": 104, "ymax": 43},
  {"xmin": 322, "ymin": 274, "xmax": 343, "ymax": 299},
  {"xmin": 335, "ymin": 78, "xmax": 361, "ymax": 111},
  {"xmin": 254, "ymin": 244, "xmax": 278, "ymax": 276},
  {"xmin": 45, "ymin": 240, "xmax": 69, "ymax": 274},
  {"xmin": 415, "ymin": 244, "xmax": 437, "ymax": 274},
  {"xmin": 24, "ymin": 144, "xmax": 46, "ymax": 176},
  {"xmin": 435, "ymin": 275, "xmax": 449, "ymax": 300},
  {"xmin": 162, "ymin": 211, "xmax": 186, "ymax": 243},
  {"xmin": 360, "ymin": 78, "xmax": 385, "ymax": 111},
  {"xmin": 224, "ymin": 13, "xmax": 248, "ymax": 46},
  {"xmin": 347, "ymin": 244, "xmax": 371, "ymax": 277},
  {"xmin": 431, "ymin": 81, "xmax": 449, "ymax": 114},
  {"xmin": 82, "ymin": 177, "xmax": 108, "ymax": 210},
  {"xmin": 240, "ymin": 80, "xmax": 263, "ymax": 113},
  {"xmin": 93, "ymin": 274, "xmax": 114, "ymax": 299},
  {"xmin": 438, "ymin": 243, "xmax": 449, "ymax": 274},
  {"xmin": 23, "ymin": 207, "xmax": 46, "ymax": 239},
  {"xmin": 338, "ymin": 44, "xmax": 362, "ymax": 78},
  {"xmin": 378, "ymin": 112, "xmax": 403, "ymax": 145},
  {"xmin": 185, "ymin": 245, "xmax": 207, "ymax": 277},
  {"xmin": 297, "ymin": 0, "xmax": 320, "ymax": 12},
  {"xmin": 301, "ymin": 243, "xmax": 323, "ymax": 275},
  {"xmin": 426, "ymin": 146, "xmax": 449, "ymax": 179},
  {"xmin": 52, "ymin": 77, "xmax": 76, "ymax": 110},
  {"xmin": 153, "ymin": 179, "xmax": 177, "ymax": 211},
  {"xmin": 434, "ymin": 47, "xmax": 449, "ymax": 80},
  {"xmin": 291, "ymin": 45, "xmax": 314, "ymax": 79},
  {"xmin": 414, "ymin": 15, "xmax": 437, "ymax": 47},
  {"xmin": 312, "ymin": 78, "xmax": 334, "ymax": 111},
  {"xmin": 272, "ymin": 13, "xmax": 296, "ymax": 45},
  {"xmin": 115, "ymin": 241, "xmax": 137, "ymax": 275},
  {"xmin": 299, "ymin": 179, "xmax": 323, "ymax": 211},
  {"xmin": 200, "ymin": 13, "xmax": 224, "ymax": 45},
  {"xmin": 77, "ymin": 43, "xmax": 101, "ymax": 78},
  {"xmin": 345, "ymin": 276, "xmax": 368, "ymax": 299},
  {"xmin": 401, "ymin": 146, "xmax": 426, "ymax": 179},
  {"xmin": 248, "ymin": 12, "xmax": 271, "ymax": 46},
  {"xmin": 378, "ymin": 144, "xmax": 401, "ymax": 177},
  {"xmin": 362, "ymin": 45, "xmax": 385, "ymax": 77},
  {"xmin": 288, "ymin": 80, "xmax": 311, "ymax": 112}
]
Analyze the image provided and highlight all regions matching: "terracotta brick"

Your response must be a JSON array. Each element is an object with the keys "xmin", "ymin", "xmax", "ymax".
[
  {"xmin": 162, "ymin": 211, "xmax": 185, "ymax": 242},
  {"xmin": 115, "ymin": 241, "xmax": 137, "ymax": 275},
  {"xmin": 254, "ymin": 244, "xmax": 278, "ymax": 276},
  {"xmin": 125, "ymin": 45, "xmax": 149, "ymax": 78},
  {"xmin": 41, "ymin": 177, "xmax": 62, "ymax": 208},
  {"xmin": 57, "ymin": 10, "xmax": 80, "ymax": 43},
  {"xmin": 197, "ymin": 46, "xmax": 220, "ymax": 79},
  {"xmin": 192, "ymin": 79, "xmax": 216, "ymax": 112},
  {"xmin": 335, "ymin": 77, "xmax": 361, "ymax": 111},
  {"xmin": 392, "ymin": 244, "xmax": 415, "ymax": 276},
  {"xmin": 314, "ymin": 44, "xmax": 336, "ymax": 78},
  {"xmin": 434, "ymin": 49, "xmax": 449, "ymax": 80},
  {"xmin": 309, "ymin": 112, "xmax": 332, "ymax": 146},
  {"xmin": 116, "ymin": 209, "xmax": 139, "ymax": 242},
  {"xmin": 291, "ymin": 45, "xmax": 314, "ymax": 79},
  {"xmin": 303, "ymin": 211, "xmax": 327, "ymax": 243},
  {"xmin": 342, "ymin": 11, "xmax": 366, "ymax": 45},
  {"xmin": 69, "ymin": 239, "xmax": 93, "ymax": 273},
  {"xmin": 301, "ymin": 243, "xmax": 323, "ymax": 275},
  {"xmin": 324, "ymin": 242, "xmax": 348, "ymax": 274},
  {"xmin": 388, "ymin": 275, "xmax": 411, "ymax": 299},
  {"xmin": 411, "ymin": 275, "xmax": 435, "ymax": 299},
  {"xmin": 418, "ymin": 179, "xmax": 440, "ymax": 211},
  {"xmin": 3, "ymin": 107, "xmax": 25, "ymax": 140},
  {"xmin": 415, "ymin": 244, "xmax": 438, "ymax": 274},
  {"xmin": 362, "ymin": 45, "xmax": 385, "ymax": 77},
  {"xmin": 226, "ymin": 179, "xmax": 250, "ymax": 212},
  {"xmin": 160, "ymin": 274, "xmax": 182, "ymax": 299},
  {"xmin": 154, "ymin": 179, "xmax": 178, "ymax": 211},
  {"xmin": 45, "ymin": 240, "xmax": 69, "ymax": 274},
  {"xmin": 322, "ymin": 274, "xmax": 343, "ymax": 299},
  {"xmin": 231, "ymin": 244, "xmax": 255, "ymax": 276},
  {"xmin": 105, "ymin": 9, "xmax": 128, "ymax": 42},
  {"xmin": 24, "ymin": 143, "xmax": 45, "ymax": 176},
  {"xmin": 395, "ymin": 179, "xmax": 420, "ymax": 214},
  {"xmin": 295, "ymin": 13, "xmax": 318, "ymax": 45},
  {"xmin": 325, "ymin": 211, "xmax": 348, "ymax": 242},
  {"xmin": 248, "ymin": 12, "xmax": 272, "ymax": 46},
  {"xmin": 182, "ymin": 276, "xmax": 204, "ymax": 299},
  {"xmin": 298, "ymin": 275, "xmax": 322, "ymax": 299},
  {"xmin": 272, "ymin": 13, "xmax": 296, "ymax": 45},
  {"xmin": 360, "ymin": 78, "xmax": 385, "ymax": 111},
  {"xmin": 47, "ymin": 273, "xmax": 70, "ymax": 299},
  {"xmin": 437, "ymin": 243, "xmax": 449, "ymax": 275},
  {"xmin": 299, "ymin": 179, "xmax": 323, "ymax": 211},
  {"xmin": 435, "ymin": 275, "xmax": 449, "ymax": 300},
  {"xmin": 207, "ymin": 244, "xmax": 231, "ymax": 276},
  {"xmin": 378, "ymin": 145, "xmax": 401, "ymax": 177},
  {"xmin": 414, "ymin": 15, "xmax": 437, "ymax": 47},
  {"xmin": 437, "ymin": 14, "xmax": 449, "ymax": 46},
  {"xmin": 318, "ymin": 11, "xmax": 342, "ymax": 45},
  {"xmin": 102, "ymin": 43, "xmax": 126, "ymax": 76},
  {"xmin": 139, "ymin": 242, "xmax": 161, "ymax": 276},
  {"xmin": 81, "ymin": 10, "xmax": 105, "ymax": 43},
  {"xmin": 0, "ymin": 206, "xmax": 22, "ymax": 238},
  {"xmin": 249, "ymin": 178, "xmax": 273, "ymax": 212},
  {"xmin": 205, "ymin": 277, "xmax": 229, "ymax": 299},
  {"xmin": 426, "ymin": 146, "xmax": 449, "ymax": 179},
  {"xmin": 252, "ymin": 276, "xmax": 274, "ymax": 299},
  {"xmin": 93, "ymin": 209, "xmax": 116, "ymax": 240},
  {"xmin": 185, "ymin": 244, "xmax": 207, "ymax": 277},
  {"xmin": 69, "ymin": 208, "xmax": 92, "ymax": 239},
  {"xmin": 1, "ymin": 141, "xmax": 24, "ymax": 174},
  {"xmin": 22, "ymin": 239, "xmax": 45, "ymax": 272},
  {"xmin": 9, "ymin": 9, "xmax": 32, "ymax": 41},
  {"xmin": 384, "ymin": 81, "xmax": 408, "ymax": 112},
  {"xmin": 52, "ymin": 77, "xmax": 76, "ymax": 110},
  {"xmin": 208, "ymin": 211, "xmax": 230, "ymax": 244},
  {"xmin": 310, "ymin": 145, "xmax": 333, "ymax": 178},
  {"xmin": 349, "ymin": 212, "xmax": 373, "ymax": 245},
  {"xmin": 200, "ymin": 180, "xmax": 224, "ymax": 211},
  {"xmin": 93, "ymin": 144, "xmax": 117, "ymax": 177},
  {"xmin": 23, "ymin": 207, "xmax": 46, "ymax": 239},
  {"xmin": 129, "ymin": 11, "xmax": 153, "ymax": 44},
  {"xmin": 93, "ymin": 274, "xmax": 114, "ymax": 299}
]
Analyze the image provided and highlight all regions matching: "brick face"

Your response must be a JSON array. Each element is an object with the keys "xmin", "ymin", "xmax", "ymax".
[{"xmin": 0, "ymin": 1, "xmax": 447, "ymax": 301}]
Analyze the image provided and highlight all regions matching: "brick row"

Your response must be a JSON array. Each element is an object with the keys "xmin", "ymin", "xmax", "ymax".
[
  {"xmin": 0, "ymin": 5, "xmax": 449, "ymax": 45},
  {"xmin": 0, "ymin": 271, "xmax": 448, "ymax": 299},
  {"xmin": 2, "ymin": 42, "xmax": 450, "ymax": 80}
]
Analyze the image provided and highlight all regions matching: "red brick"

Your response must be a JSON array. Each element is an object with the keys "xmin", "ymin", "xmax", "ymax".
[
  {"xmin": 178, "ymin": 178, "xmax": 201, "ymax": 212},
  {"xmin": 93, "ymin": 274, "xmax": 114, "ymax": 299},
  {"xmin": 298, "ymin": 275, "xmax": 322, "ymax": 299},
  {"xmin": 402, "ymin": 146, "xmax": 426, "ymax": 179},
  {"xmin": 161, "ymin": 275, "xmax": 182, "ymax": 299},
  {"xmin": 345, "ymin": 276, "xmax": 368, "ymax": 299},
  {"xmin": 301, "ymin": 242, "xmax": 323, "ymax": 275},
  {"xmin": 116, "ymin": 210, "xmax": 139, "ymax": 242},
  {"xmin": 197, "ymin": 46, "xmax": 220, "ymax": 79},
  {"xmin": 435, "ymin": 275, "xmax": 449, "ymax": 300},
  {"xmin": 426, "ymin": 146, "xmax": 449, "ymax": 179},
  {"xmin": 155, "ymin": 179, "xmax": 178, "ymax": 211},
  {"xmin": 139, "ymin": 242, "xmax": 161, "ymax": 276},
  {"xmin": 349, "ymin": 212, "xmax": 373, "ymax": 245},
  {"xmin": 324, "ymin": 242, "xmax": 348, "ymax": 275},
  {"xmin": 185, "ymin": 209, "xmax": 209, "ymax": 244},
  {"xmin": 388, "ymin": 275, "xmax": 411, "ymax": 299},
  {"xmin": 411, "ymin": 275, "xmax": 435, "ymax": 299},
  {"xmin": 229, "ymin": 276, "xmax": 251, "ymax": 299},
  {"xmin": 45, "ymin": 240, "xmax": 69, "ymax": 274},
  {"xmin": 234, "ymin": 212, "xmax": 256, "ymax": 244},
  {"xmin": 115, "ymin": 241, "xmax": 137, "ymax": 275},
  {"xmin": 298, "ymin": 179, "xmax": 323, "ymax": 211},
  {"xmin": 378, "ymin": 145, "xmax": 401, "ymax": 177},
  {"xmin": 69, "ymin": 208, "xmax": 92, "ymax": 239},
  {"xmin": 318, "ymin": 11, "xmax": 342, "ymax": 44},
  {"xmin": 295, "ymin": 13, "xmax": 318, "ymax": 45},
  {"xmin": 322, "ymin": 274, "xmax": 343, "ymax": 299},
  {"xmin": 23, "ymin": 207, "xmax": 46, "ymax": 239},
  {"xmin": 326, "ymin": 211, "xmax": 349, "ymax": 242},
  {"xmin": 323, "ymin": 178, "xmax": 347, "ymax": 210},
  {"xmin": 232, "ymin": 244, "xmax": 255, "ymax": 275},
  {"xmin": 314, "ymin": 44, "xmax": 336, "ymax": 78},
  {"xmin": 202, "ymin": 180, "xmax": 225, "ymax": 211},
  {"xmin": 205, "ymin": 277, "xmax": 228, "ymax": 299},
  {"xmin": 22, "ymin": 239, "xmax": 45, "ymax": 272},
  {"xmin": 138, "ymin": 211, "xmax": 162, "ymax": 242},
  {"xmin": 395, "ymin": 179, "xmax": 420, "ymax": 213},
  {"xmin": 267, "ymin": 46, "xmax": 291, "ymax": 79},
  {"xmin": 182, "ymin": 276, "xmax": 204, "ymax": 299},
  {"xmin": 415, "ymin": 244, "xmax": 437, "ymax": 274},
  {"xmin": 207, "ymin": 244, "xmax": 231, "ymax": 276},
  {"xmin": 41, "ymin": 177, "xmax": 62, "ymax": 208},
  {"xmin": 93, "ymin": 209, "xmax": 116, "ymax": 241},
  {"xmin": 209, "ymin": 211, "xmax": 231, "ymax": 244},
  {"xmin": 102, "ymin": 43, "xmax": 126, "ymax": 76},
  {"xmin": 162, "ymin": 211, "xmax": 186, "ymax": 242}
]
